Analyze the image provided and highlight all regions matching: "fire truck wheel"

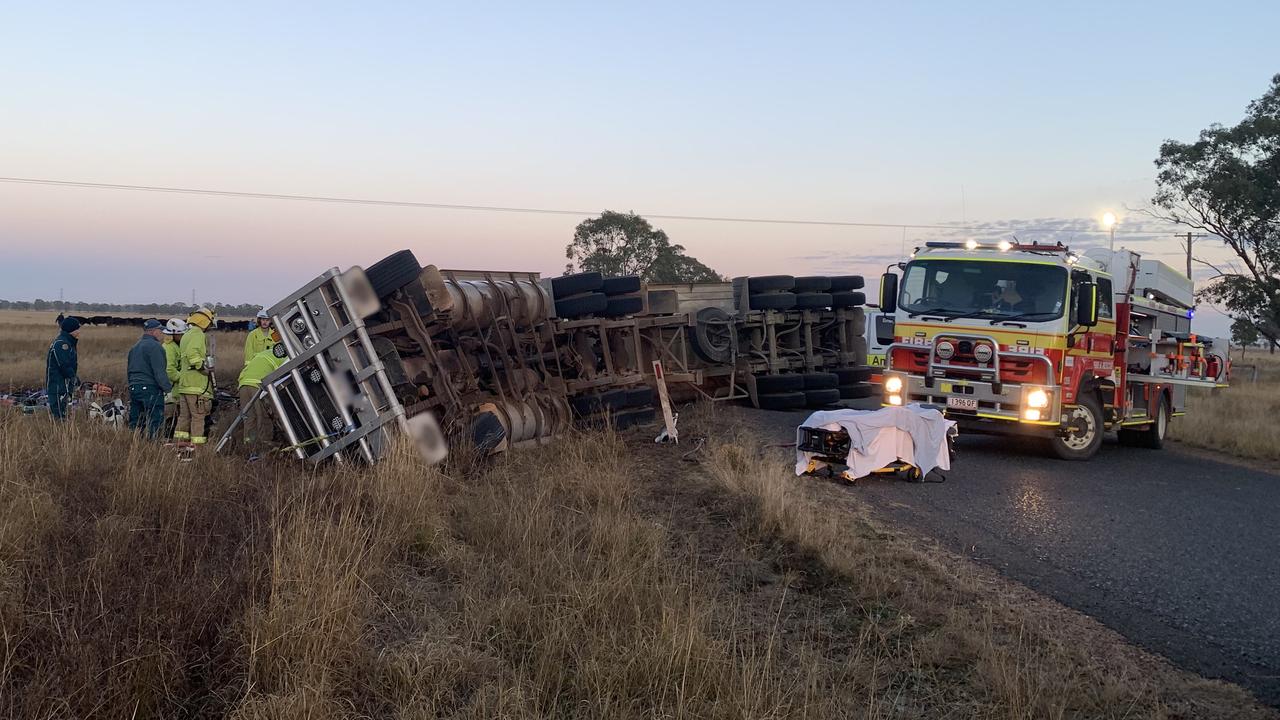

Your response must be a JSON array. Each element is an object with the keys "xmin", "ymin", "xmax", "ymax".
[
  {"xmin": 366, "ymin": 250, "xmax": 423, "ymax": 300},
  {"xmin": 792, "ymin": 276, "xmax": 832, "ymax": 292},
  {"xmin": 754, "ymin": 373, "xmax": 805, "ymax": 394},
  {"xmin": 748, "ymin": 292, "xmax": 798, "ymax": 311},
  {"xmin": 555, "ymin": 292, "xmax": 609, "ymax": 318},
  {"xmin": 1049, "ymin": 394, "xmax": 1103, "ymax": 461},
  {"xmin": 832, "ymin": 291, "xmax": 866, "ymax": 308},
  {"xmin": 839, "ymin": 383, "xmax": 875, "ymax": 399},
  {"xmin": 748, "ymin": 275, "xmax": 796, "ymax": 293},
  {"xmin": 801, "ymin": 372, "xmax": 839, "ymax": 390},
  {"xmin": 691, "ymin": 307, "xmax": 734, "ymax": 363},
  {"xmin": 804, "ymin": 388, "xmax": 842, "ymax": 407},
  {"xmin": 834, "ymin": 366, "xmax": 873, "ymax": 384},
  {"xmin": 1119, "ymin": 395, "xmax": 1169, "ymax": 449},
  {"xmin": 829, "ymin": 275, "xmax": 865, "ymax": 291},
  {"xmin": 551, "ymin": 272, "xmax": 605, "ymax": 299},
  {"xmin": 794, "ymin": 292, "xmax": 834, "ymax": 309},
  {"xmin": 756, "ymin": 391, "xmax": 807, "ymax": 411},
  {"xmin": 602, "ymin": 295, "xmax": 644, "ymax": 317},
  {"xmin": 601, "ymin": 275, "xmax": 642, "ymax": 295}
]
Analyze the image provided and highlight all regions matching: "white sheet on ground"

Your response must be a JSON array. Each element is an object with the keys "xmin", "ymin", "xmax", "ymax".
[{"xmin": 795, "ymin": 405, "xmax": 956, "ymax": 478}]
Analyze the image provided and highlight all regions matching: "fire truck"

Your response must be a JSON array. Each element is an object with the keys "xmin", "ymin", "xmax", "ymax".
[{"xmin": 876, "ymin": 241, "xmax": 1229, "ymax": 460}]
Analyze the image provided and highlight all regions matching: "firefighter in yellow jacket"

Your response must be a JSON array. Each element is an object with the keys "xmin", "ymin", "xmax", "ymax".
[
  {"xmin": 175, "ymin": 307, "xmax": 216, "ymax": 446},
  {"xmin": 244, "ymin": 310, "xmax": 273, "ymax": 364},
  {"xmin": 161, "ymin": 318, "xmax": 188, "ymax": 435},
  {"xmin": 237, "ymin": 338, "xmax": 285, "ymax": 458}
]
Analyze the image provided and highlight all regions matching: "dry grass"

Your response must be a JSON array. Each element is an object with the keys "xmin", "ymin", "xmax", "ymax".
[
  {"xmin": 0, "ymin": 310, "xmax": 246, "ymax": 392},
  {"xmin": 1169, "ymin": 353, "xmax": 1280, "ymax": 461},
  {"xmin": 2, "ymin": 404, "xmax": 1274, "ymax": 719}
]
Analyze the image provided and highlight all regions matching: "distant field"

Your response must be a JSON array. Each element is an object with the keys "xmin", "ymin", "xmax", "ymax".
[
  {"xmin": 1170, "ymin": 352, "xmax": 1280, "ymax": 462},
  {"xmin": 0, "ymin": 309, "xmax": 248, "ymax": 391}
]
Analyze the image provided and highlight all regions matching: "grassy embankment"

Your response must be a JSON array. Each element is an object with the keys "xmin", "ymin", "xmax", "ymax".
[
  {"xmin": 1, "ymin": 406, "xmax": 1273, "ymax": 718},
  {"xmin": 1168, "ymin": 352, "xmax": 1280, "ymax": 462}
]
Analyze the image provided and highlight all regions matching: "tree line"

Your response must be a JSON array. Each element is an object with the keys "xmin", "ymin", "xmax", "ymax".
[{"xmin": 0, "ymin": 299, "xmax": 263, "ymax": 318}]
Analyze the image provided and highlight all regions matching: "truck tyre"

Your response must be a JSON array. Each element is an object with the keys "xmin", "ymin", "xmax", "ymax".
[
  {"xmin": 625, "ymin": 386, "xmax": 654, "ymax": 408},
  {"xmin": 794, "ymin": 292, "xmax": 833, "ymax": 310},
  {"xmin": 571, "ymin": 388, "xmax": 630, "ymax": 417},
  {"xmin": 551, "ymin": 272, "xmax": 604, "ymax": 299},
  {"xmin": 613, "ymin": 407, "xmax": 656, "ymax": 430},
  {"xmin": 601, "ymin": 275, "xmax": 642, "ymax": 296},
  {"xmin": 748, "ymin": 293, "xmax": 797, "ymax": 311},
  {"xmin": 691, "ymin": 307, "xmax": 734, "ymax": 363},
  {"xmin": 603, "ymin": 295, "xmax": 644, "ymax": 317},
  {"xmin": 832, "ymin": 291, "xmax": 866, "ymax": 308},
  {"xmin": 756, "ymin": 391, "xmax": 806, "ymax": 411},
  {"xmin": 747, "ymin": 275, "xmax": 795, "ymax": 293},
  {"xmin": 802, "ymin": 372, "xmax": 839, "ymax": 390},
  {"xmin": 792, "ymin": 276, "xmax": 832, "ymax": 292},
  {"xmin": 754, "ymin": 373, "xmax": 804, "ymax": 394},
  {"xmin": 1049, "ymin": 394, "xmax": 1104, "ymax": 461},
  {"xmin": 366, "ymin": 250, "xmax": 423, "ymax": 300},
  {"xmin": 839, "ymin": 383, "xmax": 875, "ymax": 399},
  {"xmin": 556, "ymin": 292, "xmax": 608, "ymax": 318},
  {"xmin": 1119, "ymin": 395, "xmax": 1169, "ymax": 449},
  {"xmin": 471, "ymin": 411, "xmax": 506, "ymax": 452},
  {"xmin": 829, "ymin": 275, "xmax": 865, "ymax": 291},
  {"xmin": 804, "ymin": 388, "xmax": 842, "ymax": 407},
  {"xmin": 834, "ymin": 366, "xmax": 873, "ymax": 384}
]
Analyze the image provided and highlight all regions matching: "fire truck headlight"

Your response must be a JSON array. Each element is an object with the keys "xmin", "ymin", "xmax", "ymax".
[
  {"xmin": 1027, "ymin": 388, "xmax": 1049, "ymax": 408},
  {"xmin": 1023, "ymin": 408, "xmax": 1042, "ymax": 421},
  {"xmin": 885, "ymin": 375, "xmax": 904, "ymax": 393},
  {"xmin": 965, "ymin": 239, "xmax": 978, "ymax": 250},
  {"xmin": 888, "ymin": 394, "xmax": 903, "ymax": 406},
  {"xmin": 935, "ymin": 340, "xmax": 955, "ymax": 360},
  {"xmin": 973, "ymin": 343, "xmax": 994, "ymax": 363}
]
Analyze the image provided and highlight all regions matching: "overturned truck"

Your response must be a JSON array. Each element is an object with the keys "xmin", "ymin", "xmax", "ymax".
[{"xmin": 223, "ymin": 250, "xmax": 871, "ymax": 464}]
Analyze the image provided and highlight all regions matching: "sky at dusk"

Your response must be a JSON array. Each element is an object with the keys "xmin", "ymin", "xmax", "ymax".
[{"xmin": 2, "ymin": 1, "xmax": 1277, "ymax": 337}]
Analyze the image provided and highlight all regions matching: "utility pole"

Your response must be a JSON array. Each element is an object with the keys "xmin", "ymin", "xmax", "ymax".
[{"xmin": 1179, "ymin": 232, "xmax": 1207, "ymax": 280}]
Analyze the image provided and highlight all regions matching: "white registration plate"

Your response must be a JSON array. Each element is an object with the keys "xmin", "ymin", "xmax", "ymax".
[{"xmin": 946, "ymin": 396, "xmax": 978, "ymax": 411}]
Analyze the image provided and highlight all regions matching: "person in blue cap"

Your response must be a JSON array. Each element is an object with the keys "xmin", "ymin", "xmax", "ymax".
[
  {"xmin": 125, "ymin": 319, "xmax": 174, "ymax": 438},
  {"xmin": 46, "ymin": 316, "xmax": 81, "ymax": 420}
]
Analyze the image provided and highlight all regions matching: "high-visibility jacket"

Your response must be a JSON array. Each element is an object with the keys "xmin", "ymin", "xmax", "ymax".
[
  {"xmin": 238, "ymin": 349, "xmax": 285, "ymax": 389},
  {"xmin": 177, "ymin": 325, "xmax": 213, "ymax": 398},
  {"xmin": 244, "ymin": 327, "xmax": 273, "ymax": 364},
  {"xmin": 163, "ymin": 338, "xmax": 181, "ymax": 387}
]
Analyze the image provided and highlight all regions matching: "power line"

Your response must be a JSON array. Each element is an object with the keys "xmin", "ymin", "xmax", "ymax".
[{"xmin": 0, "ymin": 175, "xmax": 1175, "ymax": 236}]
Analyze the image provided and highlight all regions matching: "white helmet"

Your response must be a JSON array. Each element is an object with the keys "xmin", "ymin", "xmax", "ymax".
[
  {"xmin": 256, "ymin": 310, "xmax": 270, "ymax": 319},
  {"xmin": 164, "ymin": 318, "xmax": 189, "ymax": 335}
]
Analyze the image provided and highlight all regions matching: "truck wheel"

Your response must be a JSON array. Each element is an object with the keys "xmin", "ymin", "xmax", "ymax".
[
  {"xmin": 691, "ymin": 307, "xmax": 734, "ymax": 363},
  {"xmin": 748, "ymin": 293, "xmax": 797, "ymax": 311},
  {"xmin": 754, "ymin": 373, "xmax": 804, "ymax": 394},
  {"xmin": 366, "ymin": 250, "xmax": 423, "ymax": 300},
  {"xmin": 834, "ymin": 366, "xmax": 872, "ymax": 384},
  {"xmin": 602, "ymin": 296, "xmax": 643, "ymax": 317},
  {"xmin": 555, "ymin": 292, "xmax": 608, "ymax": 318},
  {"xmin": 832, "ymin": 291, "xmax": 866, "ymax": 308},
  {"xmin": 804, "ymin": 388, "xmax": 842, "ymax": 407},
  {"xmin": 756, "ymin": 391, "xmax": 806, "ymax": 411},
  {"xmin": 801, "ymin": 372, "xmax": 839, "ymax": 390},
  {"xmin": 1120, "ymin": 396, "xmax": 1169, "ymax": 449},
  {"xmin": 551, "ymin": 272, "xmax": 604, "ymax": 299},
  {"xmin": 747, "ymin": 275, "xmax": 796, "ymax": 293},
  {"xmin": 1049, "ymin": 394, "xmax": 1103, "ymax": 461},
  {"xmin": 792, "ymin": 276, "xmax": 832, "ymax": 292},
  {"xmin": 829, "ymin": 275, "xmax": 865, "ymax": 291},
  {"xmin": 601, "ymin": 275, "xmax": 642, "ymax": 295},
  {"xmin": 794, "ymin": 292, "xmax": 833, "ymax": 310},
  {"xmin": 624, "ymin": 386, "xmax": 654, "ymax": 408},
  {"xmin": 839, "ymin": 383, "xmax": 875, "ymax": 399}
]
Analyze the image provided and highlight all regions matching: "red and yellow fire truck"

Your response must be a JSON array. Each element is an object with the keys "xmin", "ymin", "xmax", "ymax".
[{"xmin": 876, "ymin": 241, "xmax": 1229, "ymax": 460}]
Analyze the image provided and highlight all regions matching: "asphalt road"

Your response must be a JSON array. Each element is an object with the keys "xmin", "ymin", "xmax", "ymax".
[{"xmin": 748, "ymin": 408, "xmax": 1280, "ymax": 707}]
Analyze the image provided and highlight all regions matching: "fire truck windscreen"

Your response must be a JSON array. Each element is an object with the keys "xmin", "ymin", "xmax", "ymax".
[{"xmin": 899, "ymin": 259, "xmax": 1069, "ymax": 320}]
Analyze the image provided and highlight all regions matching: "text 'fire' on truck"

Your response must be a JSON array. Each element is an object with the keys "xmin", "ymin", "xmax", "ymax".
[{"xmin": 875, "ymin": 241, "xmax": 1229, "ymax": 460}]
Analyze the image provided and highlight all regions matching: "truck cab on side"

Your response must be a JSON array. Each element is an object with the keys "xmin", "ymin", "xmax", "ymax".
[{"xmin": 877, "ymin": 241, "xmax": 1224, "ymax": 460}]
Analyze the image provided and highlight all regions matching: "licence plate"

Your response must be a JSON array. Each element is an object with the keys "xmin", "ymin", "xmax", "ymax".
[{"xmin": 946, "ymin": 396, "xmax": 978, "ymax": 411}]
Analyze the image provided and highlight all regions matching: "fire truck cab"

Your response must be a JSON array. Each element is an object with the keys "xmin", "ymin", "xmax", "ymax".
[{"xmin": 877, "ymin": 240, "xmax": 1227, "ymax": 460}]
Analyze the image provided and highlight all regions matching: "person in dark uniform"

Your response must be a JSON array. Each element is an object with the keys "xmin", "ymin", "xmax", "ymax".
[
  {"xmin": 126, "ymin": 320, "xmax": 173, "ymax": 438},
  {"xmin": 46, "ymin": 317, "xmax": 81, "ymax": 420}
]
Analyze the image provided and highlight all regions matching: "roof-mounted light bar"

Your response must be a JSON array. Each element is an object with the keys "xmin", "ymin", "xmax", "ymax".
[{"xmin": 922, "ymin": 240, "xmax": 1072, "ymax": 254}]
